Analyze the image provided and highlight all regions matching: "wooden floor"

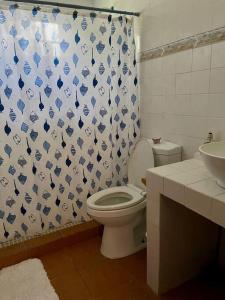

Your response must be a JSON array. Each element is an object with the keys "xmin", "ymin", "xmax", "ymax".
[{"xmin": 40, "ymin": 236, "xmax": 225, "ymax": 300}]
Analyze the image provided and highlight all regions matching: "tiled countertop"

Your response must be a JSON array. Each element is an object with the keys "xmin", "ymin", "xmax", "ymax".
[
  {"xmin": 146, "ymin": 158, "xmax": 224, "ymax": 295},
  {"xmin": 147, "ymin": 159, "xmax": 225, "ymax": 228}
]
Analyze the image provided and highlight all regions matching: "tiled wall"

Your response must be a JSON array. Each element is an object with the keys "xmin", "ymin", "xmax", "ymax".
[
  {"xmin": 140, "ymin": 0, "xmax": 225, "ymax": 159},
  {"xmin": 141, "ymin": 43, "xmax": 225, "ymax": 159}
]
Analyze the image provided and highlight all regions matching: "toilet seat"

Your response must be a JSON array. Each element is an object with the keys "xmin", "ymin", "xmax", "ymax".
[{"xmin": 87, "ymin": 186, "xmax": 144, "ymax": 211}]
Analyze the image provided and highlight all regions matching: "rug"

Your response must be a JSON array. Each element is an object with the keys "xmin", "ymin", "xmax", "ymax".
[{"xmin": 0, "ymin": 258, "xmax": 59, "ymax": 300}]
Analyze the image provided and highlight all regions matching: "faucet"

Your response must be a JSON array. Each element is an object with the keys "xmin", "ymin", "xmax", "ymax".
[{"xmin": 204, "ymin": 132, "xmax": 214, "ymax": 144}]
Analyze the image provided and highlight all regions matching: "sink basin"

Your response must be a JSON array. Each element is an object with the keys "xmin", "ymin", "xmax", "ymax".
[{"xmin": 199, "ymin": 142, "xmax": 225, "ymax": 188}]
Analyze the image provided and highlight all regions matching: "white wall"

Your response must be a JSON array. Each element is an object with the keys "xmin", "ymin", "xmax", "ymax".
[
  {"xmin": 140, "ymin": 0, "xmax": 225, "ymax": 51},
  {"xmin": 140, "ymin": 0, "xmax": 225, "ymax": 159}
]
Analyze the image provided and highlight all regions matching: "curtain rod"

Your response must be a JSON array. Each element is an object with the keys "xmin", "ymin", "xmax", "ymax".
[{"xmin": 4, "ymin": 0, "xmax": 140, "ymax": 16}]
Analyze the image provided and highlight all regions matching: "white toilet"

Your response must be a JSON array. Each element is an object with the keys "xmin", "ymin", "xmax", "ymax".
[{"xmin": 87, "ymin": 139, "xmax": 181, "ymax": 259}]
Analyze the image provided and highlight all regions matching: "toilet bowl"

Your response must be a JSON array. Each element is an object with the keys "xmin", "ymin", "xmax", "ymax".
[
  {"xmin": 87, "ymin": 139, "xmax": 182, "ymax": 259},
  {"xmin": 87, "ymin": 185, "xmax": 147, "ymax": 259},
  {"xmin": 87, "ymin": 139, "xmax": 153, "ymax": 259}
]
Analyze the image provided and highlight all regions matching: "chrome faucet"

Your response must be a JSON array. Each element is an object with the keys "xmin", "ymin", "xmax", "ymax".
[{"xmin": 204, "ymin": 132, "xmax": 214, "ymax": 144}]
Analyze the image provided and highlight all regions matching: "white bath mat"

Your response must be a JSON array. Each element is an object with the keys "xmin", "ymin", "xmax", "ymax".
[{"xmin": 0, "ymin": 258, "xmax": 59, "ymax": 300}]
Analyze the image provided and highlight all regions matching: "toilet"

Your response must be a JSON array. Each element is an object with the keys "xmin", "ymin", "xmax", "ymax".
[{"xmin": 87, "ymin": 139, "xmax": 181, "ymax": 259}]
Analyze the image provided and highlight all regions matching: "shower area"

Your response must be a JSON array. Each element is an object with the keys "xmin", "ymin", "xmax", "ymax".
[{"xmin": 0, "ymin": 1, "xmax": 139, "ymax": 244}]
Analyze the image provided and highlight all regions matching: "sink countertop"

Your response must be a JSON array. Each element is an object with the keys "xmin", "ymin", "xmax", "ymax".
[{"xmin": 147, "ymin": 159, "xmax": 225, "ymax": 228}]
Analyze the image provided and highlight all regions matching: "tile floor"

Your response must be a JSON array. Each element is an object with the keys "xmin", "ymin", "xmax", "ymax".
[{"xmin": 40, "ymin": 236, "xmax": 225, "ymax": 300}]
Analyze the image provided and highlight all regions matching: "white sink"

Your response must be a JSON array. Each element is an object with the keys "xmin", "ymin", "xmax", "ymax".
[{"xmin": 199, "ymin": 142, "xmax": 225, "ymax": 188}]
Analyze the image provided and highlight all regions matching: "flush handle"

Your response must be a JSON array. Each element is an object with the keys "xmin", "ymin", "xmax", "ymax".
[{"xmin": 141, "ymin": 177, "xmax": 146, "ymax": 186}]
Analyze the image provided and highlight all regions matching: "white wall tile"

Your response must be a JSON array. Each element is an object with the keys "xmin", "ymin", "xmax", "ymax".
[
  {"xmin": 141, "ymin": 113, "xmax": 151, "ymax": 137},
  {"xmin": 147, "ymin": 58, "xmax": 163, "ymax": 78},
  {"xmin": 189, "ymin": 94, "xmax": 209, "ymax": 117},
  {"xmin": 149, "ymin": 96, "xmax": 165, "ymax": 114},
  {"xmin": 162, "ymin": 113, "xmax": 177, "ymax": 136},
  {"xmin": 206, "ymin": 117, "xmax": 225, "ymax": 141},
  {"xmin": 210, "ymin": 68, "xmax": 225, "ymax": 93},
  {"xmin": 192, "ymin": 45, "xmax": 212, "ymax": 71},
  {"xmin": 141, "ymin": 25, "xmax": 164, "ymax": 51},
  {"xmin": 164, "ymin": 74, "xmax": 176, "ymax": 95},
  {"xmin": 163, "ymin": 95, "xmax": 176, "ymax": 114},
  {"xmin": 207, "ymin": 94, "xmax": 225, "ymax": 118},
  {"xmin": 189, "ymin": 0, "xmax": 213, "ymax": 34},
  {"xmin": 175, "ymin": 49, "xmax": 193, "ymax": 74},
  {"xmin": 149, "ymin": 77, "xmax": 164, "ymax": 96},
  {"xmin": 174, "ymin": 135, "xmax": 204, "ymax": 160},
  {"xmin": 176, "ymin": 73, "xmax": 191, "ymax": 95},
  {"xmin": 175, "ymin": 116, "xmax": 209, "ymax": 139},
  {"xmin": 211, "ymin": 41, "xmax": 225, "ymax": 69},
  {"xmin": 212, "ymin": 0, "xmax": 225, "ymax": 28},
  {"xmin": 141, "ymin": 113, "xmax": 165, "ymax": 138},
  {"xmin": 191, "ymin": 70, "xmax": 210, "ymax": 94},
  {"xmin": 173, "ymin": 95, "xmax": 191, "ymax": 115},
  {"xmin": 161, "ymin": 55, "xmax": 176, "ymax": 75}
]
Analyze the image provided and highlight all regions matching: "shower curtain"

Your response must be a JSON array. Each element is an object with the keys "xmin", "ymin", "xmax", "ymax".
[{"xmin": 0, "ymin": 2, "xmax": 139, "ymax": 243}]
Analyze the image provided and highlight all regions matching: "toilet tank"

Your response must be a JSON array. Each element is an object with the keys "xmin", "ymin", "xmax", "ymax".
[{"xmin": 149, "ymin": 140, "xmax": 182, "ymax": 166}]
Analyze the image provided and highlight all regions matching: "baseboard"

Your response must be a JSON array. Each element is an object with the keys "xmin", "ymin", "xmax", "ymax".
[{"xmin": 0, "ymin": 221, "xmax": 102, "ymax": 269}]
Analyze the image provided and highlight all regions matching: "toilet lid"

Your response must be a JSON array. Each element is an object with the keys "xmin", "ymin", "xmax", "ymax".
[
  {"xmin": 87, "ymin": 186, "xmax": 144, "ymax": 211},
  {"xmin": 128, "ymin": 139, "xmax": 154, "ymax": 189}
]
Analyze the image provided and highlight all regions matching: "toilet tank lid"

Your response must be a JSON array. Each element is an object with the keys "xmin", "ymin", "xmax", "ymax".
[{"xmin": 149, "ymin": 140, "xmax": 182, "ymax": 155}]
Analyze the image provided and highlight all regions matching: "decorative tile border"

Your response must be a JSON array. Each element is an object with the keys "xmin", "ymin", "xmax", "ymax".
[{"xmin": 140, "ymin": 26, "xmax": 225, "ymax": 62}]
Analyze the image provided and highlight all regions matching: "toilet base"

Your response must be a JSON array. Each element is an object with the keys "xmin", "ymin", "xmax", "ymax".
[{"xmin": 100, "ymin": 217, "xmax": 146, "ymax": 259}]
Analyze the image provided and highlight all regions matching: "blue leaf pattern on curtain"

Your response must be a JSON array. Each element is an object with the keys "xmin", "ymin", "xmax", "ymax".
[{"xmin": 0, "ymin": 4, "xmax": 139, "ymax": 243}]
